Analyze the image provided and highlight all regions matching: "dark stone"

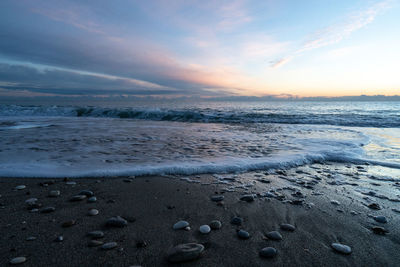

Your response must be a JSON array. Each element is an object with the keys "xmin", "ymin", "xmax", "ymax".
[
  {"xmin": 259, "ymin": 247, "xmax": 277, "ymax": 258},
  {"xmin": 167, "ymin": 243, "xmax": 204, "ymax": 263}
]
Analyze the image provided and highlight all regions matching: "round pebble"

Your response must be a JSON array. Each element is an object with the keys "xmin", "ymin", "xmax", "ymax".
[
  {"xmin": 199, "ymin": 225, "xmax": 211, "ymax": 234},
  {"xmin": 48, "ymin": 190, "xmax": 60, "ymax": 197},
  {"xmin": 87, "ymin": 196, "xmax": 97, "ymax": 203},
  {"xmin": 173, "ymin": 220, "xmax": 189, "ymax": 230},
  {"xmin": 15, "ymin": 185, "xmax": 26, "ymax": 190},
  {"xmin": 26, "ymin": 236, "xmax": 36, "ymax": 241},
  {"xmin": 237, "ymin": 229, "xmax": 250, "ymax": 239},
  {"xmin": 259, "ymin": 247, "xmax": 277, "ymax": 258},
  {"xmin": 373, "ymin": 216, "xmax": 387, "ymax": 223},
  {"xmin": 70, "ymin": 195, "xmax": 86, "ymax": 201},
  {"xmin": 88, "ymin": 209, "xmax": 99, "ymax": 216},
  {"xmin": 167, "ymin": 243, "xmax": 204, "ymax": 263},
  {"xmin": 331, "ymin": 243, "xmax": 352, "ymax": 254},
  {"xmin": 79, "ymin": 190, "xmax": 94, "ymax": 197},
  {"xmin": 88, "ymin": 240, "xmax": 103, "ymax": 247},
  {"xmin": 10, "ymin": 256, "xmax": 26, "ymax": 265},
  {"xmin": 87, "ymin": 231, "xmax": 104, "ymax": 239},
  {"xmin": 231, "ymin": 216, "xmax": 243, "ymax": 226},
  {"xmin": 106, "ymin": 216, "xmax": 128, "ymax": 227},
  {"xmin": 266, "ymin": 231, "xmax": 282, "ymax": 240},
  {"xmin": 62, "ymin": 220, "xmax": 76, "ymax": 227},
  {"xmin": 280, "ymin": 224, "xmax": 295, "ymax": 232},
  {"xmin": 210, "ymin": 195, "xmax": 224, "ymax": 202},
  {"xmin": 102, "ymin": 242, "xmax": 118, "ymax": 250},
  {"xmin": 209, "ymin": 220, "xmax": 222, "ymax": 230}
]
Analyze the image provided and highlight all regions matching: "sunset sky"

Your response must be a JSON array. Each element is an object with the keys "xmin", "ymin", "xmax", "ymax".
[{"xmin": 0, "ymin": 0, "xmax": 399, "ymax": 98}]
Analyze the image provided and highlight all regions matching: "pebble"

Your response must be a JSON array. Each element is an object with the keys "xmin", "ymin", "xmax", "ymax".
[
  {"xmin": 231, "ymin": 217, "xmax": 243, "ymax": 226},
  {"xmin": 266, "ymin": 231, "xmax": 282, "ymax": 240},
  {"xmin": 368, "ymin": 203, "xmax": 381, "ymax": 210},
  {"xmin": 40, "ymin": 207, "xmax": 56, "ymax": 213},
  {"xmin": 331, "ymin": 243, "xmax": 352, "ymax": 255},
  {"xmin": 54, "ymin": 236, "xmax": 64, "ymax": 242},
  {"xmin": 167, "ymin": 243, "xmax": 204, "ymax": 263},
  {"xmin": 372, "ymin": 226, "xmax": 388, "ymax": 235},
  {"xmin": 173, "ymin": 220, "xmax": 189, "ymax": 230},
  {"xmin": 87, "ymin": 196, "xmax": 97, "ymax": 203},
  {"xmin": 330, "ymin": 200, "xmax": 340, "ymax": 205},
  {"xmin": 237, "ymin": 229, "xmax": 250, "ymax": 239},
  {"xmin": 106, "ymin": 216, "xmax": 128, "ymax": 227},
  {"xmin": 65, "ymin": 181, "xmax": 76, "ymax": 185},
  {"xmin": 199, "ymin": 225, "xmax": 211, "ymax": 234},
  {"xmin": 373, "ymin": 216, "xmax": 387, "ymax": 223},
  {"xmin": 88, "ymin": 240, "xmax": 104, "ymax": 247},
  {"xmin": 240, "ymin": 194, "xmax": 255, "ymax": 202},
  {"xmin": 280, "ymin": 224, "xmax": 295, "ymax": 232},
  {"xmin": 48, "ymin": 190, "xmax": 60, "ymax": 197},
  {"xmin": 79, "ymin": 190, "xmax": 94, "ymax": 197},
  {"xmin": 209, "ymin": 220, "xmax": 222, "ymax": 230},
  {"xmin": 15, "ymin": 185, "xmax": 26, "ymax": 190},
  {"xmin": 259, "ymin": 247, "xmax": 277, "ymax": 258},
  {"xmin": 210, "ymin": 195, "xmax": 224, "ymax": 202},
  {"xmin": 87, "ymin": 231, "xmax": 104, "ymax": 239},
  {"xmin": 70, "ymin": 195, "xmax": 86, "ymax": 201},
  {"xmin": 10, "ymin": 256, "xmax": 27, "ymax": 265},
  {"xmin": 102, "ymin": 242, "xmax": 118, "ymax": 250},
  {"xmin": 26, "ymin": 236, "xmax": 36, "ymax": 241},
  {"xmin": 62, "ymin": 220, "xmax": 76, "ymax": 227},
  {"xmin": 88, "ymin": 209, "xmax": 99, "ymax": 216},
  {"xmin": 25, "ymin": 198, "xmax": 37, "ymax": 204}
]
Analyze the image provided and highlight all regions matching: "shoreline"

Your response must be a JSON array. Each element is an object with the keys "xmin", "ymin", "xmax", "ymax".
[{"xmin": 1, "ymin": 163, "xmax": 400, "ymax": 266}]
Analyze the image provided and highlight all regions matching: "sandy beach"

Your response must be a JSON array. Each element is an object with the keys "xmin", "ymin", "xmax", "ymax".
[{"xmin": 1, "ymin": 163, "xmax": 399, "ymax": 266}]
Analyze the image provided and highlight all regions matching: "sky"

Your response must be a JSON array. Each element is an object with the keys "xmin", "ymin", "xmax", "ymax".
[{"xmin": 0, "ymin": 0, "xmax": 399, "ymax": 98}]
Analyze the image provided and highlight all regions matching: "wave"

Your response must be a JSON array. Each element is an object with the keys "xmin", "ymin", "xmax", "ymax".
[
  {"xmin": 0, "ymin": 105, "xmax": 399, "ymax": 128},
  {"xmin": 1, "ymin": 150, "xmax": 399, "ymax": 178}
]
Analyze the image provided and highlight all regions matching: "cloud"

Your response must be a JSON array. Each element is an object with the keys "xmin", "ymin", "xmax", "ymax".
[{"xmin": 271, "ymin": 0, "xmax": 392, "ymax": 68}]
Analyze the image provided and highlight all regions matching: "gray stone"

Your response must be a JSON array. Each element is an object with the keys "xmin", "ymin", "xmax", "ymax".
[
  {"xmin": 173, "ymin": 220, "xmax": 189, "ymax": 230},
  {"xmin": 87, "ymin": 231, "xmax": 104, "ymax": 239},
  {"xmin": 65, "ymin": 181, "xmax": 76, "ymax": 185},
  {"xmin": 237, "ymin": 229, "xmax": 250, "ymax": 239},
  {"xmin": 87, "ymin": 196, "xmax": 97, "ymax": 203},
  {"xmin": 102, "ymin": 242, "xmax": 117, "ymax": 250},
  {"xmin": 62, "ymin": 220, "xmax": 76, "ymax": 228},
  {"xmin": 48, "ymin": 190, "xmax": 60, "ymax": 197},
  {"xmin": 199, "ymin": 225, "xmax": 211, "ymax": 234},
  {"xmin": 210, "ymin": 195, "xmax": 224, "ymax": 202},
  {"xmin": 231, "ymin": 217, "xmax": 243, "ymax": 226},
  {"xmin": 15, "ymin": 185, "xmax": 26, "ymax": 190},
  {"xmin": 88, "ymin": 209, "xmax": 99, "ymax": 216},
  {"xmin": 266, "ymin": 231, "xmax": 282, "ymax": 240},
  {"xmin": 40, "ymin": 206, "xmax": 56, "ymax": 213},
  {"xmin": 209, "ymin": 220, "xmax": 222, "ymax": 230},
  {"xmin": 106, "ymin": 216, "xmax": 128, "ymax": 227},
  {"xmin": 280, "ymin": 224, "xmax": 295, "ymax": 232},
  {"xmin": 240, "ymin": 194, "xmax": 255, "ymax": 202},
  {"xmin": 79, "ymin": 190, "xmax": 94, "ymax": 197},
  {"xmin": 373, "ymin": 215, "xmax": 387, "ymax": 223},
  {"xmin": 26, "ymin": 236, "xmax": 36, "ymax": 241},
  {"xmin": 330, "ymin": 200, "xmax": 340, "ymax": 205},
  {"xmin": 70, "ymin": 195, "xmax": 86, "ymax": 201},
  {"xmin": 25, "ymin": 198, "xmax": 37, "ymax": 204},
  {"xmin": 54, "ymin": 236, "xmax": 63, "ymax": 242},
  {"xmin": 88, "ymin": 240, "xmax": 103, "ymax": 247},
  {"xmin": 259, "ymin": 247, "xmax": 277, "ymax": 258},
  {"xmin": 331, "ymin": 243, "xmax": 352, "ymax": 254},
  {"xmin": 10, "ymin": 256, "xmax": 27, "ymax": 265},
  {"xmin": 167, "ymin": 243, "xmax": 204, "ymax": 263}
]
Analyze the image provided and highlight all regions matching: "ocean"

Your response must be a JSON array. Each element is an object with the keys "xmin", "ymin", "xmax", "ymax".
[{"xmin": 0, "ymin": 101, "xmax": 399, "ymax": 177}]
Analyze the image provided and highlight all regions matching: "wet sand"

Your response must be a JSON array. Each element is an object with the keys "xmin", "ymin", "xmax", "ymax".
[{"xmin": 1, "ymin": 163, "xmax": 400, "ymax": 266}]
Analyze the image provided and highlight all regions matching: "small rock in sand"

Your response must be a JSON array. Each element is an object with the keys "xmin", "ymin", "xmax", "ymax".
[
  {"xmin": 40, "ymin": 207, "xmax": 56, "ymax": 213},
  {"xmin": 10, "ymin": 256, "xmax": 27, "ymax": 265},
  {"xmin": 330, "ymin": 200, "xmax": 340, "ymax": 205},
  {"xmin": 87, "ymin": 196, "xmax": 97, "ymax": 203},
  {"xmin": 88, "ymin": 209, "xmax": 99, "ymax": 216},
  {"xmin": 106, "ymin": 216, "xmax": 128, "ymax": 227},
  {"xmin": 15, "ymin": 185, "xmax": 26, "ymax": 190},
  {"xmin": 65, "ymin": 181, "xmax": 76, "ymax": 185},
  {"xmin": 167, "ymin": 243, "xmax": 204, "ymax": 263},
  {"xmin": 88, "ymin": 240, "xmax": 104, "ymax": 247},
  {"xmin": 25, "ymin": 198, "xmax": 37, "ymax": 204},
  {"xmin": 266, "ymin": 231, "xmax": 282, "ymax": 241},
  {"xmin": 372, "ymin": 226, "xmax": 388, "ymax": 235},
  {"xmin": 48, "ymin": 190, "xmax": 60, "ymax": 197},
  {"xmin": 199, "ymin": 225, "xmax": 211, "ymax": 234},
  {"xmin": 368, "ymin": 203, "xmax": 381, "ymax": 210},
  {"xmin": 280, "ymin": 224, "xmax": 295, "ymax": 232},
  {"xmin": 70, "ymin": 195, "xmax": 86, "ymax": 201},
  {"xmin": 62, "ymin": 220, "xmax": 76, "ymax": 228},
  {"xmin": 231, "ymin": 217, "xmax": 243, "ymax": 226},
  {"xmin": 54, "ymin": 236, "xmax": 63, "ymax": 242},
  {"xmin": 88, "ymin": 230, "xmax": 104, "ymax": 239},
  {"xmin": 373, "ymin": 216, "xmax": 387, "ymax": 223},
  {"xmin": 210, "ymin": 195, "xmax": 224, "ymax": 202},
  {"xmin": 259, "ymin": 247, "xmax": 277, "ymax": 258},
  {"xmin": 237, "ymin": 229, "xmax": 250, "ymax": 239},
  {"xmin": 331, "ymin": 243, "xmax": 352, "ymax": 255},
  {"xmin": 79, "ymin": 190, "xmax": 94, "ymax": 197},
  {"xmin": 102, "ymin": 242, "xmax": 118, "ymax": 250},
  {"xmin": 209, "ymin": 220, "xmax": 222, "ymax": 230},
  {"xmin": 173, "ymin": 220, "xmax": 189, "ymax": 230},
  {"xmin": 240, "ymin": 194, "xmax": 255, "ymax": 202}
]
